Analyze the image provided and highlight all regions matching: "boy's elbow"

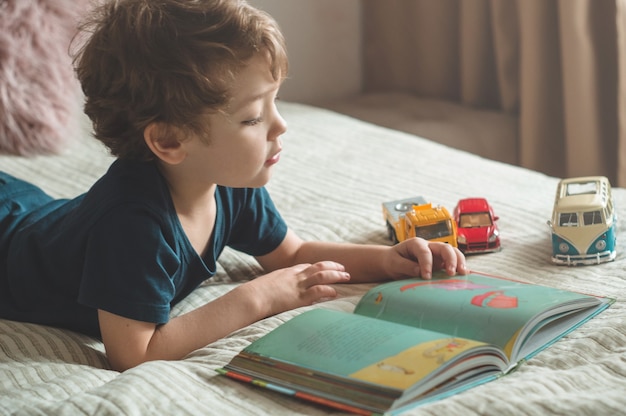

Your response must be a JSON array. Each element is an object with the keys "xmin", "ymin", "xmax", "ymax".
[
  {"xmin": 106, "ymin": 350, "xmax": 148, "ymax": 372},
  {"xmin": 109, "ymin": 360, "xmax": 130, "ymax": 372},
  {"xmin": 98, "ymin": 309, "xmax": 161, "ymax": 372}
]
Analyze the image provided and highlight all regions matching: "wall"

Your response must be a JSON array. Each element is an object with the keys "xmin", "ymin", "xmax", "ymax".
[{"xmin": 249, "ymin": 0, "xmax": 362, "ymax": 104}]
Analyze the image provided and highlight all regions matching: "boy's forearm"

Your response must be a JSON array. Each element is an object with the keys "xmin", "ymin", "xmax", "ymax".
[
  {"xmin": 155, "ymin": 284, "xmax": 266, "ymax": 355},
  {"xmin": 106, "ymin": 284, "xmax": 266, "ymax": 371},
  {"xmin": 294, "ymin": 241, "xmax": 390, "ymax": 283}
]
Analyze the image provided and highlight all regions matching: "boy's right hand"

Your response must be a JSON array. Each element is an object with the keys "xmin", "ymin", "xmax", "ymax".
[{"xmin": 243, "ymin": 261, "xmax": 351, "ymax": 317}]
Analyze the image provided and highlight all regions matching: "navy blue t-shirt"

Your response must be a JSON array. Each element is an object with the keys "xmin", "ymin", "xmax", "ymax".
[{"xmin": 0, "ymin": 160, "xmax": 287, "ymax": 338}]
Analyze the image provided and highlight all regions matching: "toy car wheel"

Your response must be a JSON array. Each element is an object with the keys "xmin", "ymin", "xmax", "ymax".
[{"xmin": 386, "ymin": 223, "xmax": 398, "ymax": 244}]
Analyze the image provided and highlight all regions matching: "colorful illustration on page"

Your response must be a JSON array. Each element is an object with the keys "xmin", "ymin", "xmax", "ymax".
[{"xmin": 349, "ymin": 338, "xmax": 482, "ymax": 390}]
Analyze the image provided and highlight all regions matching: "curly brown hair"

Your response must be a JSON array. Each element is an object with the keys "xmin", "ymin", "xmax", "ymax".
[{"xmin": 72, "ymin": 0, "xmax": 288, "ymax": 161}]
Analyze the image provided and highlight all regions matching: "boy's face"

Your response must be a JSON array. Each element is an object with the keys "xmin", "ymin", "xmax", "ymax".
[{"xmin": 182, "ymin": 52, "xmax": 286, "ymax": 189}]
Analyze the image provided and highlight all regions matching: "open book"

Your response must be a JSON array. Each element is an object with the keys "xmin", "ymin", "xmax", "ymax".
[{"xmin": 218, "ymin": 273, "xmax": 612, "ymax": 415}]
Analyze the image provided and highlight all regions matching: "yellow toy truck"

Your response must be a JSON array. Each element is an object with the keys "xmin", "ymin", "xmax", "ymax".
[{"xmin": 382, "ymin": 196, "xmax": 458, "ymax": 247}]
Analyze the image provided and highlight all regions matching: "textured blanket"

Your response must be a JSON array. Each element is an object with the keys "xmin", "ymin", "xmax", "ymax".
[{"xmin": 1, "ymin": 102, "xmax": 625, "ymax": 415}]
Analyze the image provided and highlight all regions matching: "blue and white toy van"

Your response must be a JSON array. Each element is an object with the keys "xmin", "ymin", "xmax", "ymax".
[{"xmin": 547, "ymin": 176, "xmax": 617, "ymax": 266}]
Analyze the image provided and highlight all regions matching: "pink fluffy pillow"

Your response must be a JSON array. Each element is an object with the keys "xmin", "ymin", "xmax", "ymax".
[{"xmin": 0, "ymin": 0, "xmax": 87, "ymax": 156}]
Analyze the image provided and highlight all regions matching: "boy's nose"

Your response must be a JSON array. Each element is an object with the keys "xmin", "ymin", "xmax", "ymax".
[{"xmin": 269, "ymin": 111, "xmax": 287, "ymax": 140}]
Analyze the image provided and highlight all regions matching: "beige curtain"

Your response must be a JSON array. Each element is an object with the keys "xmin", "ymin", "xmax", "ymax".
[{"xmin": 362, "ymin": 0, "xmax": 626, "ymax": 186}]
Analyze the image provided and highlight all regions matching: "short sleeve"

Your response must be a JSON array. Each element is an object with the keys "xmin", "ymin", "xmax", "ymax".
[
  {"xmin": 218, "ymin": 187, "xmax": 287, "ymax": 257},
  {"xmin": 77, "ymin": 204, "xmax": 181, "ymax": 324}
]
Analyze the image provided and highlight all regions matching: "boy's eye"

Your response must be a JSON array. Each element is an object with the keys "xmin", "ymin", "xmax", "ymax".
[{"xmin": 242, "ymin": 117, "xmax": 263, "ymax": 126}]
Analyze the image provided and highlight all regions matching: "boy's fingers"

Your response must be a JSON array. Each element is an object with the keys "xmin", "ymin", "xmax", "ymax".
[
  {"xmin": 431, "ymin": 243, "xmax": 468, "ymax": 275},
  {"xmin": 301, "ymin": 262, "xmax": 350, "ymax": 287},
  {"xmin": 307, "ymin": 261, "xmax": 345, "ymax": 273},
  {"xmin": 305, "ymin": 285, "xmax": 338, "ymax": 303},
  {"xmin": 310, "ymin": 270, "xmax": 351, "ymax": 286}
]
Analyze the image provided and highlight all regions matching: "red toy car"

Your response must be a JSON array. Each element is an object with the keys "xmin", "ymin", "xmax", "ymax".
[{"xmin": 453, "ymin": 198, "xmax": 501, "ymax": 254}]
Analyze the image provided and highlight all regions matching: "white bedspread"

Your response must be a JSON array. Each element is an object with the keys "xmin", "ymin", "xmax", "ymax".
[{"xmin": 1, "ymin": 102, "xmax": 625, "ymax": 415}]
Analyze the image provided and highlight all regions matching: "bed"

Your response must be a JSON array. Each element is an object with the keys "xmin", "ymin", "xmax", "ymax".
[{"xmin": 1, "ymin": 102, "xmax": 625, "ymax": 415}]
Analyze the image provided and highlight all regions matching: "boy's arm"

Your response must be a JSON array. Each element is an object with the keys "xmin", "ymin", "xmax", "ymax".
[
  {"xmin": 256, "ymin": 229, "xmax": 467, "ymax": 282},
  {"xmin": 99, "ymin": 259, "xmax": 349, "ymax": 371}
]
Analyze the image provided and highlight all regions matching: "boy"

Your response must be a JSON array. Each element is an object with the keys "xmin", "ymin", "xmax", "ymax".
[{"xmin": 0, "ymin": 0, "xmax": 467, "ymax": 372}]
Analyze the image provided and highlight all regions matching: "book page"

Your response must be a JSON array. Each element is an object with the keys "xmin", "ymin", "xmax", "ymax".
[
  {"xmin": 353, "ymin": 273, "xmax": 601, "ymax": 360},
  {"xmin": 242, "ymin": 308, "xmax": 496, "ymax": 390}
]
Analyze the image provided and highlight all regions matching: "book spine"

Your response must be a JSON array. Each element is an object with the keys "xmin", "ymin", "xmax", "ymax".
[{"xmin": 216, "ymin": 369, "xmax": 377, "ymax": 415}]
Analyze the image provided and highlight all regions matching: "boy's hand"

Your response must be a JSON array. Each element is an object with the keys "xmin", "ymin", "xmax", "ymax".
[
  {"xmin": 243, "ymin": 261, "xmax": 351, "ymax": 317},
  {"xmin": 386, "ymin": 238, "xmax": 467, "ymax": 280}
]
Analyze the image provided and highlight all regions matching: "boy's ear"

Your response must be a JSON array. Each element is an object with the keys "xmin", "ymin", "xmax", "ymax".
[{"xmin": 143, "ymin": 122, "xmax": 186, "ymax": 165}]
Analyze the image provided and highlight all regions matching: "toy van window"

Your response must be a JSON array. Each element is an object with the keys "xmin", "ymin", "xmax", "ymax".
[
  {"xmin": 559, "ymin": 212, "xmax": 578, "ymax": 226},
  {"xmin": 583, "ymin": 210, "xmax": 603, "ymax": 225},
  {"xmin": 566, "ymin": 181, "xmax": 597, "ymax": 196}
]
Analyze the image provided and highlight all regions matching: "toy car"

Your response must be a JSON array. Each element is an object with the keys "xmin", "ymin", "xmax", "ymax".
[
  {"xmin": 383, "ymin": 197, "xmax": 458, "ymax": 247},
  {"xmin": 547, "ymin": 176, "xmax": 616, "ymax": 265},
  {"xmin": 453, "ymin": 198, "xmax": 501, "ymax": 254}
]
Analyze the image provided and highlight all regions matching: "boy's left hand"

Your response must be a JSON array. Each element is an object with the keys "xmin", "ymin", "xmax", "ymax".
[{"xmin": 386, "ymin": 237, "xmax": 467, "ymax": 280}]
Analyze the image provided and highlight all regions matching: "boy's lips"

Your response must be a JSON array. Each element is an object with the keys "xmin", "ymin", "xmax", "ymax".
[{"xmin": 266, "ymin": 150, "xmax": 281, "ymax": 166}]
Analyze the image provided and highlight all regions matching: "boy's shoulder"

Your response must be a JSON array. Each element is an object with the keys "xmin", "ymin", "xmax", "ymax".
[
  {"xmin": 77, "ymin": 159, "xmax": 173, "ymax": 223},
  {"xmin": 89, "ymin": 159, "xmax": 165, "ymax": 201}
]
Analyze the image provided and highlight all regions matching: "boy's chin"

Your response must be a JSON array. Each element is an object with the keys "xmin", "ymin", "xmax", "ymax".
[{"xmin": 227, "ymin": 173, "xmax": 273, "ymax": 189}]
